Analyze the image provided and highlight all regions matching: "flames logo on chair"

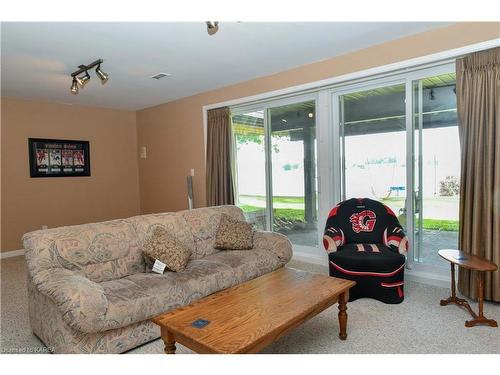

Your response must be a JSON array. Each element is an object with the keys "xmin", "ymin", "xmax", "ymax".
[{"xmin": 349, "ymin": 210, "xmax": 377, "ymax": 233}]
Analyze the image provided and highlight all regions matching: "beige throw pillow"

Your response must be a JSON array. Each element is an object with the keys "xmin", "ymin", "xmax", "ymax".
[
  {"xmin": 214, "ymin": 214, "xmax": 254, "ymax": 250},
  {"xmin": 142, "ymin": 227, "xmax": 191, "ymax": 272}
]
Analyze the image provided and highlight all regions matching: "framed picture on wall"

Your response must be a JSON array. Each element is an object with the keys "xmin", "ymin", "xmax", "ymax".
[{"xmin": 28, "ymin": 138, "xmax": 91, "ymax": 177}]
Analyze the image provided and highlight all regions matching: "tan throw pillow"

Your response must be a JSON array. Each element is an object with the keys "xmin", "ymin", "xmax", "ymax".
[
  {"xmin": 214, "ymin": 214, "xmax": 254, "ymax": 250},
  {"xmin": 142, "ymin": 227, "xmax": 191, "ymax": 272}
]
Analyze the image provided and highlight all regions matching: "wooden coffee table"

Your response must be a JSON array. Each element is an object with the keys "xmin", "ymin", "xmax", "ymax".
[
  {"xmin": 151, "ymin": 267, "xmax": 356, "ymax": 354},
  {"xmin": 438, "ymin": 249, "xmax": 498, "ymax": 328}
]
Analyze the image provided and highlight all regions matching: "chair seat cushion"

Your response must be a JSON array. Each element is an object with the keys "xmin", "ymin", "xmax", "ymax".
[
  {"xmin": 329, "ymin": 243, "xmax": 405, "ymax": 274},
  {"xmin": 329, "ymin": 243, "xmax": 406, "ymax": 304}
]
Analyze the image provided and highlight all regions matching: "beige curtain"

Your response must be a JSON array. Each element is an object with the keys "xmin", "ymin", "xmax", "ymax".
[
  {"xmin": 206, "ymin": 107, "xmax": 235, "ymax": 206},
  {"xmin": 456, "ymin": 47, "xmax": 500, "ymax": 302}
]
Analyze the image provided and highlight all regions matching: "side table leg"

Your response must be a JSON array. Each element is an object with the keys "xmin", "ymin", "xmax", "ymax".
[
  {"xmin": 440, "ymin": 263, "xmax": 456, "ymax": 306},
  {"xmin": 161, "ymin": 327, "xmax": 176, "ymax": 354},
  {"xmin": 440, "ymin": 263, "xmax": 478, "ymax": 319},
  {"xmin": 465, "ymin": 271, "xmax": 498, "ymax": 328},
  {"xmin": 338, "ymin": 292, "xmax": 348, "ymax": 340}
]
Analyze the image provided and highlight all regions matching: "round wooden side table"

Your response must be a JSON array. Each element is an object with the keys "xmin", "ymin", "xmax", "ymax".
[{"xmin": 438, "ymin": 249, "xmax": 498, "ymax": 328}]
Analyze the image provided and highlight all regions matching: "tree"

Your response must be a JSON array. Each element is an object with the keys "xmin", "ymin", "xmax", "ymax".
[
  {"xmin": 439, "ymin": 176, "xmax": 460, "ymax": 196},
  {"xmin": 235, "ymin": 133, "xmax": 289, "ymax": 153}
]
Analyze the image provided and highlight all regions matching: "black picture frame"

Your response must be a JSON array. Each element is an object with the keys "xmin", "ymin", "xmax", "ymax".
[{"xmin": 28, "ymin": 138, "xmax": 91, "ymax": 178}]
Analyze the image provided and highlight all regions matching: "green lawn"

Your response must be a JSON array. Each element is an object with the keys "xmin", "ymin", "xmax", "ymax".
[
  {"xmin": 239, "ymin": 195, "xmax": 305, "ymax": 204},
  {"xmin": 239, "ymin": 205, "xmax": 306, "ymax": 221},
  {"xmin": 419, "ymin": 219, "xmax": 459, "ymax": 232},
  {"xmin": 239, "ymin": 203, "xmax": 459, "ymax": 231}
]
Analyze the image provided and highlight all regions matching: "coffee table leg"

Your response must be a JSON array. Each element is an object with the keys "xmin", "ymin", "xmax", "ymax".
[
  {"xmin": 338, "ymin": 292, "xmax": 348, "ymax": 340},
  {"xmin": 161, "ymin": 327, "xmax": 176, "ymax": 354}
]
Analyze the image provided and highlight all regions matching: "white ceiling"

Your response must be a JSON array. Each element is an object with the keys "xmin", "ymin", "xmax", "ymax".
[{"xmin": 1, "ymin": 22, "xmax": 451, "ymax": 110}]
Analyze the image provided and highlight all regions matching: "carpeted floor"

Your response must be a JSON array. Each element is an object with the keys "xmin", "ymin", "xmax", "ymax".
[{"xmin": 1, "ymin": 256, "xmax": 499, "ymax": 354}]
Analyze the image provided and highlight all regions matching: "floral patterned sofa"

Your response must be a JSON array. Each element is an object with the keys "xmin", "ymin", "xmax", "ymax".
[{"xmin": 22, "ymin": 206, "xmax": 292, "ymax": 354}]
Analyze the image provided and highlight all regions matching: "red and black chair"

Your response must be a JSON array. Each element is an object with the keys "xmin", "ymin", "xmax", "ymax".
[{"xmin": 323, "ymin": 198, "xmax": 408, "ymax": 304}]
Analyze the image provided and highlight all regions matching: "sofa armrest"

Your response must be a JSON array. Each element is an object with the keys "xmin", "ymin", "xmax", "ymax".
[
  {"xmin": 253, "ymin": 231, "xmax": 293, "ymax": 265},
  {"xmin": 32, "ymin": 268, "xmax": 108, "ymax": 333}
]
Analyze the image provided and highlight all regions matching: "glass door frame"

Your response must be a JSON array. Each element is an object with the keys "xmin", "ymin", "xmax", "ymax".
[{"xmin": 330, "ymin": 62, "xmax": 456, "ymax": 274}]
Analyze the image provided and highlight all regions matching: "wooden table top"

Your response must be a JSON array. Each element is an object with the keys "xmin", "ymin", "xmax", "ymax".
[
  {"xmin": 438, "ymin": 249, "xmax": 498, "ymax": 272},
  {"xmin": 152, "ymin": 267, "xmax": 355, "ymax": 354}
]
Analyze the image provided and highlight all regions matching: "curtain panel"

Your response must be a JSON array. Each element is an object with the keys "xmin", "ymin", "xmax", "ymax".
[
  {"xmin": 205, "ymin": 107, "xmax": 235, "ymax": 207},
  {"xmin": 456, "ymin": 47, "xmax": 500, "ymax": 302}
]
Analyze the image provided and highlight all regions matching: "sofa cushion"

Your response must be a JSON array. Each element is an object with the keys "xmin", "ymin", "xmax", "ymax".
[
  {"xmin": 179, "ymin": 206, "xmax": 246, "ymax": 259},
  {"xmin": 24, "ymin": 219, "xmax": 144, "ymax": 284},
  {"xmin": 142, "ymin": 227, "xmax": 191, "ymax": 272},
  {"xmin": 253, "ymin": 231, "xmax": 293, "ymax": 266},
  {"xmin": 214, "ymin": 214, "xmax": 254, "ymax": 250},
  {"xmin": 202, "ymin": 248, "xmax": 281, "ymax": 285},
  {"xmin": 129, "ymin": 212, "xmax": 195, "ymax": 252},
  {"xmin": 97, "ymin": 247, "xmax": 285, "ymax": 331},
  {"xmin": 98, "ymin": 259, "xmax": 237, "ymax": 331}
]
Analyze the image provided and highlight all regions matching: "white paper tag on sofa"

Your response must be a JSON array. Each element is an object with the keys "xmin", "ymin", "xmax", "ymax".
[{"xmin": 152, "ymin": 259, "xmax": 166, "ymax": 274}]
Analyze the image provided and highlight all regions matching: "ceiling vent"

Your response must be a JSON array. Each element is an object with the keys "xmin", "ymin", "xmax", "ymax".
[{"xmin": 151, "ymin": 73, "xmax": 171, "ymax": 80}]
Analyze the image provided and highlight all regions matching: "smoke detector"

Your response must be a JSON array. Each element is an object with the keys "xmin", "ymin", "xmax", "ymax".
[{"xmin": 151, "ymin": 72, "xmax": 172, "ymax": 80}]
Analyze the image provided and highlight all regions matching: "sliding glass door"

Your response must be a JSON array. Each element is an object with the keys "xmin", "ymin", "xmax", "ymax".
[
  {"xmin": 269, "ymin": 100, "xmax": 318, "ymax": 246},
  {"xmin": 412, "ymin": 73, "xmax": 459, "ymax": 267},
  {"xmin": 335, "ymin": 66, "xmax": 459, "ymax": 270},
  {"xmin": 229, "ymin": 62, "xmax": 459, "ymax": 275},
  {"xmin": 339, "ymin": 82, "xmax": 408, "ymax": 224},
  {"xmin": 231, "ymin": 96, "xmax": 318, "ymax": 248},
  {"xmin": 231, "ymin": 110, "xmax": 268, "ymax": 230}
]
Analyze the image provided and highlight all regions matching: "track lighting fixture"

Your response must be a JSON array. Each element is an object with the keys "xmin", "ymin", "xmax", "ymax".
[
  {"xmin": 95, "ymin": 64, "xmax": 108, "ymax": 84},
  {"xmin": 70, "ymin": 78, "xmax": 79, "ymax": 95},
  {"xmin": 69, "ymin": 58, "xmax": 109, "ymax": 95},
  {"xmin": 206, "ymin": 21, "xmax": 219, "ymax": 36},
  {"xmin": 75, "ymin": 71, "xmax": 90, "ymax": 87}
]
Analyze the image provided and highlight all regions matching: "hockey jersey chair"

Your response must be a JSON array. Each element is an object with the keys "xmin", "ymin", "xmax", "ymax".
[{"xmin": 323, "ymin": 198, "xmax": 408, "ymax": 304}]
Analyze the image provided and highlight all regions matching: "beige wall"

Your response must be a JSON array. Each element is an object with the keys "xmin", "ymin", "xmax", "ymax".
[
  {"xmin": 136, "ymin": 22, "xmax": 500, "ymax": 214},
  {"xmin": 1, "ymin": 98, "xmax": 140, "ymax": 252}
]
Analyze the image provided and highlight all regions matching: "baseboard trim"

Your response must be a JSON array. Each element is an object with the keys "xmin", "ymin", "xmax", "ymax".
[
  {"xmin": 0, "ymin": 249, "xmax": 25, "ymax": 259},
  {"xmin": 405, "ymin": 268, "xmax": 450, "ymax": 288},
  {"xmin": 292, "ymin": 250, "xmax": 326, "ymax": 266}
]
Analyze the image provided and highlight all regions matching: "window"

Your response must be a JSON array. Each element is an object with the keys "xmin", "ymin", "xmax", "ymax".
[
  {"xmin": 226, "ymin": 61, "xmax": 461, "ymax": 278},
  {"xmin": 340, "ymin": 83, "xmax": 407, "ymax": 218},
  {"xmin": 337, "ymin": 70, "xmax": 459, "ymax": 269},
  {"xmin": 231, "ymin": 110, "xmax": 268, "ymax": 230},
  {"xmin": 231, "ymin": 99, "xmax": 318, "ymax": 247},
  {"xmin": 269, "ymin": 101, "xmax": 317, "ymax": 246},
  {"xmin": 412, "ymin": 73, "xmax": 459, "ymax": 266}
]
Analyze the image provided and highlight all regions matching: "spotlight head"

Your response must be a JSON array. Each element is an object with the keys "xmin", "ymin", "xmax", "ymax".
[
  {"xmin": 95, "ymin": 64, "xmax": 108, "ymax": 84},
  {"xmin": 70, "ymin": 78, "xmax": 79, "ymax": 95},
  {"xmin": 206, "ymin": 21, "xmax": 219, "ymax": 36},
  {"xmin": 75, "ymin": 71, "xmax": 90, "ymax": 87}
]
